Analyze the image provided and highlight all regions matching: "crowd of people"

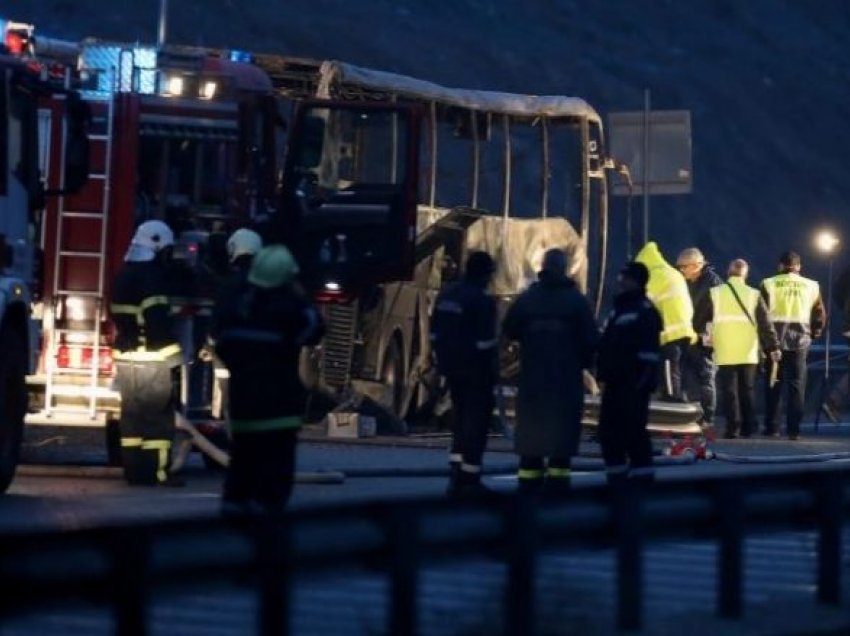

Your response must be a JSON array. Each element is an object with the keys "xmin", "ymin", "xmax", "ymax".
[
  {"xmin": 431, "ymin": 242, "xmax": 828, "ymax": 498},
  {"xmin": 108, "ymin": 219, "xmax": 831, "ymax": 510}
]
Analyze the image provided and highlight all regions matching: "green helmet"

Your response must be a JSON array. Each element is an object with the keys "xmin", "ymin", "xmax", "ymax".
[{"xmin": 247, "ymin": 245, "xmax": 300, "ymax": 289}]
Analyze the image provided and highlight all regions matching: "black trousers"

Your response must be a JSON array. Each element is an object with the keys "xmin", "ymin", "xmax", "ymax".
[
  {"xmin": 115, "ymin": 360, "xmax": 178, "ymax": 485},
  {"xmin": 682, "ymin": 345, "xmax": 717, "ymax": 423},
  {"xmin": 447, "ymin": 376, "xmax": 494, "ymax": 472},
  {"xmin": 223, "ymin": 428, "xmax": 298, "ymax": 513},
  {"xmin": 598, "ymin": 385, "xmax": 653, "ymax": 474},
  {"xmin": 659, "ymin": 338, "xmax": 689, "ymax": 400},
  {"xmin": 764, "ymin": 348, "xmax": 808, "ymax": 437},
  {"xmin": 717, "ymin": 364, "xmax": 757, "ymax": 437}
]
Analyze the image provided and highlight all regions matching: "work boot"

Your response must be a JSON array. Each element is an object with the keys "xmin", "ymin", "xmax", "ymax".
[
  {"xmin": 517, "ymin": 477, "xmax": 544, "ymax": 497},
  {"xmin": 543, "ymin": 476, "xmax": 571, "ymax": 497}
]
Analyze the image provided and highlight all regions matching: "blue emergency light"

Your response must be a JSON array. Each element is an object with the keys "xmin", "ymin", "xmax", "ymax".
[{"xmin": 229, "ymin": 50, "xmax": 253, "ymax": 64}]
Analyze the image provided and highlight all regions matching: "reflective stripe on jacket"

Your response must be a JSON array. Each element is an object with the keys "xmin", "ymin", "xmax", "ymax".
[{"xmin": 710, "ymin": 278, "xmax": 760, "ymax": 365}]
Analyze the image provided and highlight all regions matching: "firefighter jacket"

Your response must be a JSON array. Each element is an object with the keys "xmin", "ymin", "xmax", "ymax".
[
  {"xmin": 110, "ymin": 261, "xmax": 182, "ymax": 365},
  {"xmin": 430, "ymin": 278, "xmax": 498, "ymax": 383},
  {"xmin": 759, "ymin": 272, "xmax": 826, "ymax": 351},
  {"xmin": 635, "ymin": 242, "xmax": 697, "ymax": 346},
  {"xmin": 688, "ymin": 264, "xmax": 723, "ymax": 335},
  {"xmin": 707, "ymin": 277, "xmax": 779, "ymax": 366},
  {"xmin": 502, "ymin": 271, "xmax": 597, "ymax": 458},
  {"xmin": 597, "ymin": 288, "xmax": 663, "ymax": 393},
  {"xmin": 211, "ymin": 282, "xmax": 324, "ymax": 433}
]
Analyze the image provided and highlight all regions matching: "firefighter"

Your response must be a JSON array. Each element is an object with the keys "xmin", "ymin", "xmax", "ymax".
[
  {"xmin": 226, "ymin": 228, "xmax": 264, "ymax": 280},
  {"xmin": 430, "ymin": 251, "xmax": 498, "ymax": 497},
  {"xmin": 597, "ymin": 262, "xmax": 662, "ymax": 484},
  {"xmin": 676, "ymin": 247, "xmax": 723, "ymax": 428},
  {"xmin": 760, "ymin": 251, "xmax": 827, "ymax": 439},
  {"xmin": 707, "ymin": 259, "xmax": 780, "ymax": 438},
  {"xmin": 635, "ymin": 241, "xmax": 697, "ymax": 401},
  {"xmin": 110, "ymin": 220, "xmax": 184, "ymax": 487},
  {"xmin": 212, "ymin": 245, "xmax": 324, "ymax": 516},
  {"xmin": 202, "ymin": 228, "xmax": 265, "ymax": 416},
  {"xmin": 502, "ymin": 249, "xmax": 597, "ymax": 495}
]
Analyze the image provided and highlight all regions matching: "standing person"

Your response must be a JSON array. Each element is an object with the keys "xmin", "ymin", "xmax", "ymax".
[
  {"xmin": 212, "ymin": 246, "xmax": 324, "ymax": 516},
  {"xmin": 708, "ymin": 259, "xmax": 780, "ymax": 438},
  {"xmin": 597, "ymin": 262, "xmax": 662, "ymax": 485},
  {"xmin": 635, "ymin": 242, "xmax": 697, "ymax": 401},
  {"xmin": 430, "ymin": 251, "xmax": 498, "ymax": 497},
  {"xmin": 110, "ymin": 220, "xmax": 184, "ymax": 487},
  {"xmin": 502, "ymin": 249, "xmax": 597, "ymax": 495},
  {"xmin": 676, "ymin": 247, "xmax": 723, "ymax": 428},
  {"xmin": 202, "ymin": 228, "xmax": 265, "ymax": 417},
  {"xmin": 761, "ymin": 251, "xmax": 827, "ymax": 439}
]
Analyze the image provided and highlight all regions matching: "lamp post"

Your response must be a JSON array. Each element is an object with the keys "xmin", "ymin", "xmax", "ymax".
[{"xmin": 814, "ymin": 230, "xmax": 839, "ymax": 430}]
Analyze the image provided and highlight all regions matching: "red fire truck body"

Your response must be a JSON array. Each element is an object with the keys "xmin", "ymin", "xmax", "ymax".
[{"xmin": 23, "ymin": 32, "xmax": 280, "ymax": 433}]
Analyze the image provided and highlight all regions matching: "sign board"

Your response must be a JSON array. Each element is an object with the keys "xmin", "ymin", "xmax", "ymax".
[{"xmin": 607, "ymin": 110, "xmax": 692, "ymax": 196}]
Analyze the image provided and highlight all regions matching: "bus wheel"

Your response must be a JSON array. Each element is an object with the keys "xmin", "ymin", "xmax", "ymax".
[
  {"xmin": 380, "ymin": 336, "xmax": 405, "ymax": 419},
  {"xmin": 0, "ymin": 324, "xmax": 27, "ymax": 493},
  {"xmin": 105, "ymin": 418, "xmax": 122, "ymax": 467}
]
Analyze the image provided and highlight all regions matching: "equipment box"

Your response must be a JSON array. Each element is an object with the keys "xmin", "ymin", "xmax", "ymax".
[{"xmin": 326, "ymin": 412, "xmax": 377, "ymax": 439}]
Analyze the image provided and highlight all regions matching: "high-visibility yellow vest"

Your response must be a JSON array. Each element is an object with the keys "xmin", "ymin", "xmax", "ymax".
[
  {"xmin": 710, "ymin": 277, "xmax": 760, "ymax": 365},
  {"xmin": 761, "ymin": 273, "xmax": 819, "ymax": 325},
  {"xmin": 636, "ymin": 242, "xmax": 697, "ymax": 345}
]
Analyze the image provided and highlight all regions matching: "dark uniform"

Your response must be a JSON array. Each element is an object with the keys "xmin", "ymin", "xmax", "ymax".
[
  {"xmin": 212, "ymin": 247, "xmax": 323, "ymax": 514},
  {"xmin": 111, "ymin": 259, "xmax": 183, "ymax": 486},
  {"xmin": 430, "ymin": 253, "xmax": 497, "ymax": 495},
  {"xmin": 597, "ymin": 265, "xmax": 663, "ymax": 483},
  {"xmin": 502, "ymin": 253, "xmax": 597, "ymax": 493}
]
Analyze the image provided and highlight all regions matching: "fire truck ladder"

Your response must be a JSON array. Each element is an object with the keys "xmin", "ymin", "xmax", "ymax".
[{"xmin": 43, "ymin": 97, "xmax": 115, "ymax": 421}]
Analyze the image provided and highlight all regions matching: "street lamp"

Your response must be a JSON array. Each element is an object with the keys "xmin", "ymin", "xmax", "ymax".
[{"xmin": 814, "ymin": 229, "xmax": 839, "ymax": 430}]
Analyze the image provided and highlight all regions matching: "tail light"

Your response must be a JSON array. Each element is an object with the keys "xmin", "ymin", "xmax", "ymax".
[{"xmin": 56, "ymin": 343, "xmax": 114, "ymax": 375}]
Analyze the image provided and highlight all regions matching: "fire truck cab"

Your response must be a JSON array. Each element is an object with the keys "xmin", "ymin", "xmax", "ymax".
[{"xmin": 0, "ymin": 41, "xmax": 90, "ymax": 490}]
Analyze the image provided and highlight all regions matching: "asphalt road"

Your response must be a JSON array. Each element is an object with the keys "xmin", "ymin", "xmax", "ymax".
[
  {"xmin": 5, "ymin": 422, "xmax": 850, "ymax": 531},
  {"xmin": 2, "ymin": 423, "xmax": 850, "ymax": 635}
]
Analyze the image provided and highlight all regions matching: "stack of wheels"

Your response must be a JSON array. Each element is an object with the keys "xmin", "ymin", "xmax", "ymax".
[{"xmin": 582, "ymin": 394, "xmax": 704, "ymax": 434}]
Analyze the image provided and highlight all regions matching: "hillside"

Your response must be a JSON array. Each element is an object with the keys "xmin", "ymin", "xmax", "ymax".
[{"xmin": 8, "ymin": 0, "xmax": 850, "ymax": 296}]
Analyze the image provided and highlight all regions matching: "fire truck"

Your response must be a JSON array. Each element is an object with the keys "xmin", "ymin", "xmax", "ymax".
[
  {"xmin": 6, "ymin": 20, "xmax": 282, "ymax": 459},
  {"xmin": 8, "ymin": 20, "xmax": 428, "ymax": 462},
  {"xmin": 0, "ymin": 32, "xmax": 90, "ymax": 491}
]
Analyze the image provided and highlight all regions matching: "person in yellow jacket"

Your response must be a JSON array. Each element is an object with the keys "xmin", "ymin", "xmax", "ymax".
[
  {"xmin": 760, "ymin": 251, "xmax": 827, "ymax": 439},
  {"xmin": 707, "ymin": 259, "xmax": 780, "ymax": 439},
  {"xmin": 635, "ymin": 242, "xmax": 697, "ymax": 401}
]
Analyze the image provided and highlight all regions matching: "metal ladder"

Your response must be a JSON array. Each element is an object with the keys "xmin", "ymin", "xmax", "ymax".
[{"xmin": 43, "ymin": 94, "xmax": 115, "ymax": 420}]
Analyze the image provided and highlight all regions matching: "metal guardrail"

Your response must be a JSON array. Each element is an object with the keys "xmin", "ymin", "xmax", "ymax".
[{"xmin": 0, "ymin": 466, "xmax": 848, "ymax": 636}]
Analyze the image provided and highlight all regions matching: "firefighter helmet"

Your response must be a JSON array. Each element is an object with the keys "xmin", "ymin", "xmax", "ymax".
[
  {"xmin": 227, "ymin": 228, "xmax": 263, "ymax": 263},
  {"xmin": 125, "ymin": 220, "xmax": 175, "ymax": 262},
  {"xmin": 247, "ymin": 245, "xmax": 300, "ymax": 289}
]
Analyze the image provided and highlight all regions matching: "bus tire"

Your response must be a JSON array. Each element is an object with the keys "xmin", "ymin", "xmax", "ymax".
[
  {"xmin": 380, "ymin": 335, "xmax": 405, "ymax": 420},
  {"xmin": 0, "ymin": 323, "xmax": 27, "ymax": 493}
]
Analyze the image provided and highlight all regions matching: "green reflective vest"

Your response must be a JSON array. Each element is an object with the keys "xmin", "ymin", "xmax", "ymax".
[
  {"xmin": 636, "ymin": 242, "xmax": 697, "ymax": 346},
  {"xmin": 761, "ymin": 273, "xmax": 820, "ymax": 325},
  {"xmin": 710, "ymin": 278, "xmax": 760, "ymax": 365}
]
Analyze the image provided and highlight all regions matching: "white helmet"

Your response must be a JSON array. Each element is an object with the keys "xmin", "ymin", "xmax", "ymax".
[
  {"xmin": 227, "ymin": 228, "xmax": 263, "ymax": 263},
  {"xmin": 125, "ymin": 220, "xmax": 175, "ymax": 262}
]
